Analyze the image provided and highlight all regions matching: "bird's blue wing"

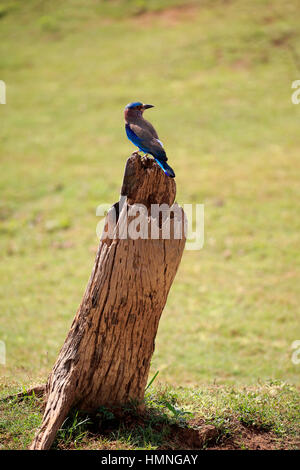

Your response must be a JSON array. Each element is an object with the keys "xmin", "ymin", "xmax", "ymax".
[
  {"xmin": 126, "ymin": 123, "xmax": 167, "ymax": 161},
  {"xmin": 125, "ymin": 124, "xmax": 143, "ymax": 149}
]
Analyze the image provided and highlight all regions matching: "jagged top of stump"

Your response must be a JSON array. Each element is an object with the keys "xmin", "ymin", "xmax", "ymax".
[{"xmin": 121, "ymin": 154, "xmax": 176, "ymax": 208}]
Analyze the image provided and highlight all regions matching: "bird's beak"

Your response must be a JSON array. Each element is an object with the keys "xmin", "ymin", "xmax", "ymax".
[{"xmin": 143, "ymin": 104, "xmax": 154, "ymax": 109}]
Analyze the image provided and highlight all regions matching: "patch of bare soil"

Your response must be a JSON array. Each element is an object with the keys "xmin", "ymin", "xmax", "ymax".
[
  {"xmin": 161, "ymin": 418, "xmax": 299, "ymax": 450},
  {"xmin": 209, "ymin": 427, "xmax": 279, "ymax": 451},
  {"xmin": 162, "ymin": 422, "xmax": 219, "ymax": 449},
  {"xmin": 131, "ymin": 4, "xmax": 199, "ymax": 27}
]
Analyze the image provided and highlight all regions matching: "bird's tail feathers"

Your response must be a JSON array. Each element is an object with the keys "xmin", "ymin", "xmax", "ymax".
[{"xmin": 155, "ymin": 159, "xmax": 175, "ymax": 178}]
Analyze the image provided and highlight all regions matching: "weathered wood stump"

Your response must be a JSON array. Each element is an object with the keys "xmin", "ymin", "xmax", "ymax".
[{"xmin": 30, "ymin": 154, "xmax": 186, "ymax": 450}]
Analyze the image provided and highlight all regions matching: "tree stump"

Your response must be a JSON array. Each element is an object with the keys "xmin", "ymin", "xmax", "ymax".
[{"xmin": 30, "ymin": 154, "xmax": 186, "ymax": 450}]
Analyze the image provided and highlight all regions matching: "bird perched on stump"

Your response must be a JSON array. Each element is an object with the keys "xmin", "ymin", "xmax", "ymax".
[{"xmin": 124, "ymin": 101, "xmax": 175, "ymax": 178}]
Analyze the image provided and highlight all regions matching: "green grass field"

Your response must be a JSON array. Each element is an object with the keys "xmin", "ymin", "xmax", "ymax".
[{"xmin": 0, "ymin": 0, "xmax": 299, "ymax": 449}]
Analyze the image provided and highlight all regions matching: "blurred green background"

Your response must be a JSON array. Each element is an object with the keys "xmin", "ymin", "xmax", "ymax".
[{"xmin": 0, "ymin": 0, "xmax": 299, "ymax": 387}]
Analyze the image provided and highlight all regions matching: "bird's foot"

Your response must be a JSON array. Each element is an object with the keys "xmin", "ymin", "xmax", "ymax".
[{"xmin": 141, "ymin": 154, "xmax": 153, "ymax": 169}]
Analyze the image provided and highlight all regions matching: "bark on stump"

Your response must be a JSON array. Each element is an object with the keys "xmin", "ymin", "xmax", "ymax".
[{"xmin": 30, "ymin": 154, "xmax": 186, "ymax": 450}]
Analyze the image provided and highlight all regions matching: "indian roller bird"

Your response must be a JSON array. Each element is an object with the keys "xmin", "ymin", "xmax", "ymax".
[{"xmin": 124, "ymin": 101, "xmax": 175, "ymax": 178}]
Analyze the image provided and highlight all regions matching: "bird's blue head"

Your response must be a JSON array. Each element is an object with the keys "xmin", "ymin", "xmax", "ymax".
[
  {"xmin": 125, "ymin": 101, "xmax": 143, "ymax": 109},
  {"xmin": 124, "ymin": 101, "xmax": 154, "ymax": 121}
]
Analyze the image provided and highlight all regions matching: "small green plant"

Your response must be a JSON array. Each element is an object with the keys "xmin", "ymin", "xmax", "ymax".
[
  {"xmin": 147, "ymin": 384, "xmax": 194, "ymax": 426},
  {"xmin": 96, "ymin": 405, "xmax": 115, "ymax": 421},
  {"xmin": 56, "ymin": 411, "xmax": 90, "ymax": 448},
  {"xmin": 145, "ymin": 371, "xmax": 159, "ymax": 391},
  {"xmin": 164, "ymin": 401, "xmax": 193, "ymax": 421}
]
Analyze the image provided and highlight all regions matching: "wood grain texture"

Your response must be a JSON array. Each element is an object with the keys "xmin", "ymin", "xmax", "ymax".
[{"xmin": 30, "ymin": 154, "xmax": 186, "ymax": 450}]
